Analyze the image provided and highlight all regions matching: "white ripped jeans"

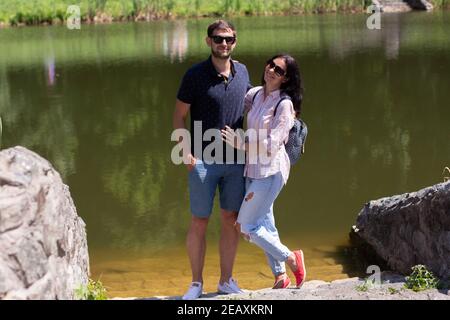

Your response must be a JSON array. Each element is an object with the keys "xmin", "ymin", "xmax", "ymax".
[{"xmin": 237, "ymin": 171, "xmax": 292, "ymax": 276}]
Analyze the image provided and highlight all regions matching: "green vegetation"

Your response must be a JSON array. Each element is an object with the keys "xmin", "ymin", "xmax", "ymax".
[
  {"xmin": 0, "ymin": 0, "xmax": 407, "ymax": 26},
  {"xmin": 388, "ymin": 287, "xmax": 400, "ymax": 294},
  {"xmin": 1, "ymin": 0, "xmax": 449, "ymax": 26},
  {"xmin": 355, "ymin": 278, "xmax": 377, "ymax": 292},
  {"xmin": 433, "ymin": 0, "xmax": 450, "ymax": 8},
  {"xmin": 75, "ymin": 279, "xmax": 108, "ymax": 300},
  {"xmin": 404, "ymin": 265, "xmax": 440, "ymax": 292}
]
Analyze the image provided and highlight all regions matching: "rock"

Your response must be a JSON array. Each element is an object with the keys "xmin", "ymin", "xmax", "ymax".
[
  {"xmin": 350, "ymin": 181, "xmax": 450, "ymax": 279},
  {"xmin": 0, "ymin": 146, "xmax": 89, "ymax": 299},
  {"xmin": 134, "ymin": 272, "xmax": 449, "ymax": 300},
  {"xmin": 374, "ymin": 0, "xmax": 412, "ymax": 12},
  {"xmin": 373, "ymin": 0, "xmax": 433, "ymax": 12},
  {"xmin": 405, "ymin": 0, "xmax": 434, "ymax": 10}
]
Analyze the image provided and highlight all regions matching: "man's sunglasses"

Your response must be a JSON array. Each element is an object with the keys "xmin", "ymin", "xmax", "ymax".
[
  {"xmin": 267, "ymin": 60, "xmax": 286, "ymax": 77},
  {"xmin": 210, "ymin": 35, "xmax": 236, "ymax": 45}
]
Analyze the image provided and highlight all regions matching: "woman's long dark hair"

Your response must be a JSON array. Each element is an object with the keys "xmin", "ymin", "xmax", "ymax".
[{"xmin": 261, "ymin": 54, "xmax": 304, "ymax": 117}]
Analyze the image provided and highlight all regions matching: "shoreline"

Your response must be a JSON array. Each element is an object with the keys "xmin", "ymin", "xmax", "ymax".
[
  {"xmin": 112, "ymin": 272, "xmax": 450, "ymax": 300},
  {"xmin": 1, "ymin": 4, "xmax": 449, "ymax": 29},
  {"xmin": 1, "ymin": 10, "xmax": 364, "ymax": 29},
  {"xmin": 89, "ymin": 242, "xmax": 362, "ymax": 299}
]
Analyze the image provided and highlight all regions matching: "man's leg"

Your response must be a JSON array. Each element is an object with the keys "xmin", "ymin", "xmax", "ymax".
[
  {"xmin": 186, "ymin": 215, "xmax": 209, "ymax": 283},
  {"xmin": 187, "ymin": 159, "xmax": 217, "ymax": 284},
  {"xmin": 218, "ymin": 163, "xmax": 245, "ymax": 285},
  {"xmin": 219, "ymin": 209, "xmax": 239, "ymax": 284}
]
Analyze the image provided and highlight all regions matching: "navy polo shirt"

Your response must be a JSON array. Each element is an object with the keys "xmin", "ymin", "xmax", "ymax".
[{"xmin": 177, "ymin": 56, "xmax": 251, "ymax": 162}]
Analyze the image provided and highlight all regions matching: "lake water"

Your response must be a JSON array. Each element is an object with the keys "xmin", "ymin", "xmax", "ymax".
[{"xmin": 0, "ymin": 12, "xmax": 449, "ymax": 297}]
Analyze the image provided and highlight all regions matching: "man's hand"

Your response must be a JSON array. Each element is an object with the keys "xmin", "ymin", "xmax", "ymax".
[
  {"xmin": 185, "ymin": 153, "xmax": 197, "ymax": 172},
  {"xmin": 221, "ymin": 126, "xmax": 245, "ymax": 150}
]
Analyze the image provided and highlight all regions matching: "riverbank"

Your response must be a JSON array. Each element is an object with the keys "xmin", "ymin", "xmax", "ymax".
[
  {"xmin": 1, "ymin": 0, "xmax": 449, "ymax": 28},
  {"xmin": 0, "ymin": 0, "xmax": 364, "ymax": 28},
  {"xmin": 113, "ymin": 272, "xmax": 450, "ymax": 300}
]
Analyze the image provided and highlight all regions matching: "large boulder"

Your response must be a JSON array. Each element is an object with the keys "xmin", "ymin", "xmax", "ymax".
[
  {"xmin": 0, "ymin": 146, "xmax": 89, "ymax": 299},
  {"xmin": 373, "ymin": 0, "xmax": 433, "ymax": 12},
  {"xmin": 405, "ymin": 0, "xmax": 434, "ymax": 10},
  {"xmin": 350, "ymin": 181, "xmax": 450, "ymax": 279}
]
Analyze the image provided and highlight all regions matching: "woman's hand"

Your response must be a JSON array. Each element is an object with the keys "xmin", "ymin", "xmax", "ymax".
[{"xmin": 221, "ymin": 126, "xmax": 245, "ymax": 150}]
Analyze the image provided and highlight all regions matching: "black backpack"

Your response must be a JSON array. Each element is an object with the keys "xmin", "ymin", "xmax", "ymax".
[{"xmin": 252, "ymin": 88, "xmax": 308, "ymax": 165}]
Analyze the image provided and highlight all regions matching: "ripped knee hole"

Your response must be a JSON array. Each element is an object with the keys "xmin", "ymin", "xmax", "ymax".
[{"xmin": 244, "ymin": 192, "xmax": 254, "ymax": 202}]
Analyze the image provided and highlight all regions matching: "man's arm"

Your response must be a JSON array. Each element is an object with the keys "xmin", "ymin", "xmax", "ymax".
[
  {"xmin": 173, "ymin": 99, "xmax": 190, "ymax": 130},
  {"xmin": 173, "ymin": 99, "xmax": 196, "ymax": 170}
]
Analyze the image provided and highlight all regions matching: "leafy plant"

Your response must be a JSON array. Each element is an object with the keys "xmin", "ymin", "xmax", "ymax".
[
  {"xmin": 75, "ymin": 278, "xmax": 108, "ymax": 300},
  {"xmin": 0, "ymin": 0, "xmax": 373, "ymax": 26},
  {"xmin": 388, "ymin": 287, "xmax": 400, "ymax": 294},
  {"xmin": 355, "ymin": 278, "xmax": 376, "ymax": 292},
  {"xmin": 404, "ymin": 265, "xmax": 439, "ymax": 292}
]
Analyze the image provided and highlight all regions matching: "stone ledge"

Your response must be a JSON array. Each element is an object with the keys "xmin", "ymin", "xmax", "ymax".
[{"xmin": 113, "ymin": 272, "xmax": 450, "ymax": 300}]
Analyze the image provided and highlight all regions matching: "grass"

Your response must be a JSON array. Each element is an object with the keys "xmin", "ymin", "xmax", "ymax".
[
  {"xmin": 74, "ymin": 278, "xmax": 108, "ymax": 300},
  {"xmin": 432, "ymin": 0, "xmax": 450, "ymax": 7},
  {"xmin": 404, "ymin": 265, "xmax": 440, "ymax": 292},
  {"xmin": 388, "ymin": 287, "xmax": 400, "ymax": 294},
  {"xmin": 355, "ymin": 277, "xmax": 378, "ymax": 292},
  {"xmin": 0, "ymin": 0, "xmax": 395, "ymax": 26},
  {"xmin": 1, "ymin": 0, "xmax": 449, "ymax": 26},
  {"xmin": 356, "ymin": 265, "xmax": 444, "ymax": 293}
]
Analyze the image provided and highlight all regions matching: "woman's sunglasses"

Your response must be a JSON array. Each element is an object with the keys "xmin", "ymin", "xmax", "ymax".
[
  {"xmin": 211, "ymin": 35, "xmax": 236, "ymax": 45},
  {"xmin": 267, "ymin": 60, "xmax": 286, "ymax": 77}
]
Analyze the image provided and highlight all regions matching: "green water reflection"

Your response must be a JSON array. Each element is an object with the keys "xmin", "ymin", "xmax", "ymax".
[{"xmin": 0, "ymin": 13, "xmax": 449, "ymax": 275}]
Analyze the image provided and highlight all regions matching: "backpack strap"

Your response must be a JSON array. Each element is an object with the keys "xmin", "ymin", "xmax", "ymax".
[
  {"xmin": 273, "ymin": 95, "xmax": 292, "ymax": 117},
  {"xmin": 253, "ymin": 90, "xmax": 292, "ymax": 117},
  {"xmin": 251, "ymin": 88, "xmax": 262, "ymax": 106}
]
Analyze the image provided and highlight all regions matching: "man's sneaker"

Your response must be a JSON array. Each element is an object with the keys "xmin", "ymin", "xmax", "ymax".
[
  {"xmin": 182, "ymin": 282, "xmax": 203, "ymax": 300},
  {"xmin": 217, "ymin": 277, "xmax": 244, "ymax": 294},
  {"xmin": 293, "ymin": 250, "xmax": 306, "ymax": 288}
]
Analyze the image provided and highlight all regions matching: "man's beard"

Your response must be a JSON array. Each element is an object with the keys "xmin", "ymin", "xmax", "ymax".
[{"xmin": 211, "ymin": 47, "xmax": 232, "ymax": 59}]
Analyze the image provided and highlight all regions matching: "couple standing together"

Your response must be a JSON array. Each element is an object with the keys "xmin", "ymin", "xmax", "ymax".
[{"xmin": 173, "ymin": 20, "xmax": 306, "ymax": 300}]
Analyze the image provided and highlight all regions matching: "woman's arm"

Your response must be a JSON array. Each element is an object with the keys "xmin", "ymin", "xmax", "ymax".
[
  {"xmin": 246, "ymin": 99, "xmax": 295, "ymax": 157},
  {"xmin": 244, "ymin": 86, "xmax": 262, "ymax": 114}
]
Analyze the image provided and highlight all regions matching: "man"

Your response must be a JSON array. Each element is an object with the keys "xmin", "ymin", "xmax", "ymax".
[{"xmin": 173, "ymin": 20, "xmax": 251, "ymax": 300}]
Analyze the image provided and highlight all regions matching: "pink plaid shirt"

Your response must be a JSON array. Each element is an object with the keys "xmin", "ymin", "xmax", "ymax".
[{"xmin": 244, "ymin": 86, "xmax": 295, "ymax": 184}]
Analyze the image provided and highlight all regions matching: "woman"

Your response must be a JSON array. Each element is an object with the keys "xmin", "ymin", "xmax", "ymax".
[{"xmin": 221, "ymin": 54, "xmax": 306, "ymax": 289}]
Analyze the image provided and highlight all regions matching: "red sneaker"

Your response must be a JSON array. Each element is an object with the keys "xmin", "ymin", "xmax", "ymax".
[
  {"xmin": 272, "ymin": 276, "xmax": 291, "ymax": 289},
  {"xmin": 293, "ymin": 250, "xmax": 306, "ymax": 288}
]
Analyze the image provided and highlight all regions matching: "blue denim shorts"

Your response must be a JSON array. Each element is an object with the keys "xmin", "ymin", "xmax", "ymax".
[{"xmin": 188, "ymin": 160, "xmax": 245, "ymax": 218}]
